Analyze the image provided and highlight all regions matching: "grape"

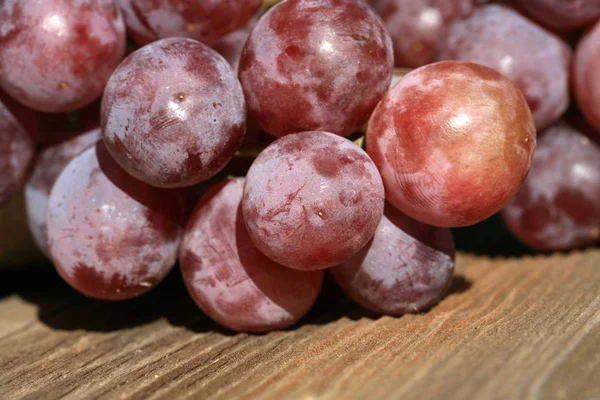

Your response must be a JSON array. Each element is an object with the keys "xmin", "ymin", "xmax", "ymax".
[
  {"xmin": 0, "ymin": 90, "xmax": 38, "ymax": 144},
  {"xmin": 119, "ymin": 0, "xmax": 262, "ymax": 46},
  {"xmin": 181, "ymin": 178, "xmax": 323, "ymax": 332},
  {"xmin": 436, "ymin": 4, "xmax": 571, "ymax": 131},
  {"xmin": 46, "ymin": 143, "xmax": 186, "ymax": 300},
  {"xmin": 367, "ymin": 61, "xmax": 536, "ymax": 228},
  {"xmin": 0, "ymin": 97, "xmax": 35, "ymax": 207},
  {"xmin": 212, "ymin": 17, "xmax": 257, "ymax": 73},
  {"xmin": 0, "ymin": 0, "xmax": 126, "ymax": 113},
  {"xmin": 375, "ymin": 0, "xmax": 479, "ymax": 68},
  {"xmin": 574, "ymin": 21, "xmax": 600, "ymax": 133},
  {"xmin": 510, "ymin": 0, "xmax": 600, "ymax": 32},
  {"xmin": 101, "ymin": 38, "xmax": 246, "ymax": 188},
  {"xmin": 502, "ymin": 122, "xmax": 600, "ymax": 251},
  {"xmin": 243, "ymin": 131, "xmax": 385, "ymax": 270},
  {"xmin": 238, "ymin": 0, "xmax": 394, "ymax": 138},
  {"xmin": 25, "ymin": 127, "xmax": 101, "ymax": 257},
  {"xmin": 331, "ymin": 204, "xmax": 455, "ymax": 315}
]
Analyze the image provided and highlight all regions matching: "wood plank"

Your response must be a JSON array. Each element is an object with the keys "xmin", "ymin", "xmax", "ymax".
[{"xmin": 0, "ymin": 252, "xmax": 598, "ymax": 400}]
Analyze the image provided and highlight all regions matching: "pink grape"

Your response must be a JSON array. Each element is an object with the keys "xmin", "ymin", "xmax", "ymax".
[
  {"xmin": 119, "ymin": 0, "xmax": 262, "ymax": 46},
  {"xmin": 238, "ymin": 0, "xmax": 394, "ymax": 138},
  {"xmin": 47, "ymin": 143, "xmax": 186, "ymax": 300},
  {"xmin": 574, "ymin": 20, "xmax": 600, "ymax": 133},
  {"xmin": 510, "ymin": 0, "xmax": 600, "ymax": 32},
  {"xmin": 502, "ymin": 122, "xmax": 600, "ymax": 251},
  {"xmin": 436, "ymin": 4, "xmax": 571, "ymax": 130},
  {"xmin": 0, "ymin": 0, "xmax": 126, "ymax": 113},
  {"xmin": 0, "ymin": 96, "xmax": 35, "ymax": 207},
  {"xmin": 101, "ymin": 38, "xmax": 246, "ymax": 188},
  {"xmin": 375, "ymin": 0, "xmax": 479, "ymax": 68},
  {"xmin": 181, "ymin": 178, "xmax": 324, "ymax": 333},
  {"xmin": 331, "ymin": 204, "xmax": 455, "ymax": 315},
  {"xmin": 367, "ymin": 61, "xmax": 536, "ymax": 228},
  {"xmin": 25, "ymin": 127, "xmax": 101, "ymax": 256},
  {"xmin": 243, "ymin": 131, "xmax": 385, "ymax": 270}
]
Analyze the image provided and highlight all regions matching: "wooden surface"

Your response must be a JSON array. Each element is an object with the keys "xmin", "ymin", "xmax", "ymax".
[{"xmin": 0, "ymin": 251, "xmax": 599, "ymax": 400}]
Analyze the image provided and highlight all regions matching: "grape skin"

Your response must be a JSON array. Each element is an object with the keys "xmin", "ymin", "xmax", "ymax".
[
  {"xmin": 101, "ymin": 38, "xmax": 246, "ymax": 188},
  {"xmin": 0, "ymin": 97, "xmax": 35, "ymax": 207},
  {"xmin": 212, "ymin": 17, "xmax": 257, "ymax": 74},
  {"xmin": 0, "ymin": 0, "xmax": 126, "ymax": 113},
  {"xmin": 238, "ymin": 0, "xmax": 394, "ymax": 138},
  {"xmin": 47, "ymin": 143, "xmax": 186, "ymax": 300},
  {"xmin": 375, "ymin": 0, "xmax": 480, "ymax": 68},
  {"xmin": 510, "ymin": 0, "xmax": 600, "ymax": 32},
  {"xmin": 181, "ymin": 178, "xmax": 324, "ymax": 333},
  {"xmin": 25, "ymin": 127, "xmax": 101, "ymax": 257},
  {"xmin": 119, "ymin": 0, "xmax": 262, "ymax": 47},
  {"xmin": 502, "ymin": 122, "xmax": 600, "ymax": 251},
  {"xmin": 436, "ymin": 4, "xmax": 571, "ymax": 131},
  {"xmin": 574, "ymin": 21, "xmax": 600, "ymax": 133},
  {"xmin": 367, "ymin": 61, "xmax": 536, "ymax": 228},
  {"xmin": 243, "ymin": 131, "xmax": 385, "ymax": 270},
  {"xmin": 331, "ymin": 204, "xmax": 455, "ymax": 315}
]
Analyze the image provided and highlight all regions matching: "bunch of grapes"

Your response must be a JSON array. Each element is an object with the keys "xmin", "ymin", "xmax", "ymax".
[{"xmin": 1, "ymin": 0, "xmax": 599, "ymax": 333}]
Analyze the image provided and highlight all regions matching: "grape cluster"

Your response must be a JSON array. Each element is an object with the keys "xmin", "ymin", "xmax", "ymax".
[{"xmin": 1, "ymin": 0, "xmax": 599, "ymax": 333}]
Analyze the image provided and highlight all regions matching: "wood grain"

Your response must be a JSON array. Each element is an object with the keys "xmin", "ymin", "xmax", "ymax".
[{"xmin": 0, "ymin": 252, "xmax": 598, "ymax": 400}]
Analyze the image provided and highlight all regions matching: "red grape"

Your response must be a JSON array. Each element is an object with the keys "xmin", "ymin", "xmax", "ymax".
[
  {"xmin": 502, "ymin": 121, "xmax": 600, "ymax": 251},
  {"xmin": 574, "ymin": 20, "xmax": 600, "ymax": 133},
  {"xmin": 101, "ymin": 38, "xmax": 246, "ymax": 188},
  {"xmin": 212, "ymin": 17, "xmax": 257, "ymax": 74},
  {"xmin": 331, "ymin": 204, "xmax": 455, "ymax": 315},
  {"xmin": 238, "ymin": 0, "xmax": 394, "ymax": 138},
  {"xmin": 367, "ymin": 61, "xmax": 536, "ymax": 228},
  {"xmin": 0, "ymin": 89, "xmax": 38, "ymax": 144},
  {"xmin": 436, "ymin": 4, "xmax": 571, "ymax": 131},
  {"xmin": 181, "ymin": 178, "xmax": 324, "ymax": 332},
  {"xmin": 0, "ymin": 0, "xmax": 126, "ymax": 113},
  {"xmin": 375, "ymin": 0, "xmax": 479, "ymax": 68},
  {"xmin": 510, "ymin": 0, "xmax": 600, "ymax": 32},
  {"xmin": 0, "ymin": 96, "xmax": 35, "ymax": 207},
  {"xmin": 25, "ymin": 127, "xmax": 101, "ymax": 256},
  {"xmin": 47, "ymin": 143, "xmax": 186, "ymax": 300},
  {"xmin": 119, "ymin": 0, "xmax": 262, "ymax": 46},
  {"xmin": 243, "ymin": 131, "xmax": 385, "ymax": 270}
]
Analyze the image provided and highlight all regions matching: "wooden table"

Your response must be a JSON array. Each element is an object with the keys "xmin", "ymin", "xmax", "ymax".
[{"xmin": 1, "ymin": 251, "xmax": 599, "ymax": 400}]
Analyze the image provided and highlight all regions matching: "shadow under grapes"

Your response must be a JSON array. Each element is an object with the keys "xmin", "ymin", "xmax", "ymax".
[{"xmin": 2, "ymin": 267, "xmax": 473, "ymax": 335}]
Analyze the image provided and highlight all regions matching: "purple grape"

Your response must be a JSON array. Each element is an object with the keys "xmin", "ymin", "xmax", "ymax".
[
  {"xmin": 25, "ymin": 127, "xmax": 101, "ymax": 256},
  {"xmin": 243, "ymin": 131, "xmax": 385, "ymax": 270},
  {"xmin": 119, "ymin": 0, "xmax": 262, "ymax": 46},
  {"xmin": 0, "ymin": 96, "xmax": 35, "ymax": 207},
  {"xmin": 238, "ymin": 0, "xmax": 394, "ymax": 138},
  {"xmin": 181, "ymin": 178, "xmax": 324, "ymax": 333},
  {"xmin": 574, "ymin": 20, "xmax": 600, "ymax": 133},
  {"xmin": 502, "ymin": 121, "xmax": 600, "ymax": 251},
  {"xmin": 47, "ymin": 143, "xmax": 186, "ymax": 300},
  {"xmin": 332, "ymin": 204, "xmax": 455, "ymax": 315},
  {"xmin": 101, "ymin": 38, "xmax": 246, "ymax": 188},
  {"xmin": 0, "ymin": 0, "xmax": 126, "ymax": 112}
]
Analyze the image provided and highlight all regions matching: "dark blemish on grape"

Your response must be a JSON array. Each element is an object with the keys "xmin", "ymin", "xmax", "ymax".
[
  {"xmin": 284, "ymin": 45, "xmax": 305, "ymax": 61},
  {"xmin": 312, "ymin": 154, "xmax": 339, "ymax": 176},
  {"xmin": 173, "ymin": 92, "xmax": 186, "ymax": 102}
]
